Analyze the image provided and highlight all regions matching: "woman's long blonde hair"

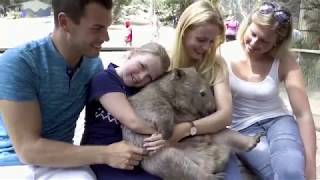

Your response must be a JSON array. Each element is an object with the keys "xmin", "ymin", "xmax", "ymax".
[
  {"xmin": 237, "ymin": 2, "xmax": 293, "ymax": 59},
  {"xmin": 170, "ymin": 0, "xmax": 226, "ymax": 85}
]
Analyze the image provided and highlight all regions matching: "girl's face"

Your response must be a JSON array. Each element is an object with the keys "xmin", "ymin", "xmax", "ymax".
[
  {"xmin": 183, "ymin": 23, "xmax": 221, "ymax": 62},
  {"xmin": 122, "ymin": 53, "xmax": 163, "ymax": 87},
  {"xmin": 243, "ymin": 22, "xmax": 278, "ymax": 56}
]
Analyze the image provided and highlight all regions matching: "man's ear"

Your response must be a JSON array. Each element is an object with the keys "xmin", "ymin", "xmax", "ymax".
[
  {"xmin": 57, "ymin": 12, "xmax": 70, "ymax": 32},
  {"xmin": 171, "ymin": 68, "xmax": 185, "ymax": 80}
]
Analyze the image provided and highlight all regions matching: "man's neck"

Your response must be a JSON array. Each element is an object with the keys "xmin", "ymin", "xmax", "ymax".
[{"xmin": 51, "ymin": 30, "xmax": 82, "ymax": 68}]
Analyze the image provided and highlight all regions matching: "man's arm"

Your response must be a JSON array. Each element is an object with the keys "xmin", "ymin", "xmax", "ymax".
[{"xmin": 0, "ymin": 100, "xmax": 144, "ymax": 169}]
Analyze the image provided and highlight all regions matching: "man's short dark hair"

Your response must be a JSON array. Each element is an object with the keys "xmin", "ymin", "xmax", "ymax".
[{"xmin": 52, "ymin": 0, "xmax": 113, "ymax": 26}]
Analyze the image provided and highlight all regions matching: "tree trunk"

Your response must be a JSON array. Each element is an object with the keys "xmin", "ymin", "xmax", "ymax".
[
  {"xmin": 299, "ymin": 0, "xmax": 320, "ymax": 49},
  {"xmin": 298, "ymin": 0, "xmax": 320, "ymax": 90}
]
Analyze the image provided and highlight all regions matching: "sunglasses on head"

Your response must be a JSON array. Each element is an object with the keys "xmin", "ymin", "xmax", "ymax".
[{"xmin": 258, "ymin": 2, "xmax": 291, "ymax": 24}]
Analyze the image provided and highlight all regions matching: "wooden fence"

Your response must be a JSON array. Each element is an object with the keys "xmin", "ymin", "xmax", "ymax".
[
  {"xmin": 1, "ymin": 47, "xmax": 319, "ymax": 90},
  {"xmin": 292, "ymin": 49, "xmax": 320, "ymax": 90}
]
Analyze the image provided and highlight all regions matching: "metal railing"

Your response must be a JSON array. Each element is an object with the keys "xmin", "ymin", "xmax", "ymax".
[
  {"xmin": 0, "ymin": 46, "xmax": 131, "ymax": 53},
  {"xmin": 291, "ymin": 48, "xmax": 320, "ymax": 54}
]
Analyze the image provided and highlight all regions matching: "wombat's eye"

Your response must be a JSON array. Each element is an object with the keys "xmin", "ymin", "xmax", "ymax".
[{"xmin": 200, "ymin": 90, "xmax": 206, "ymax": 97}]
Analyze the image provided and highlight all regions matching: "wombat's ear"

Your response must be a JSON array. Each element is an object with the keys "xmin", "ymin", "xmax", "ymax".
[
  {"xmin": 171, "ymin": 68, "xmax": 186, "ymax": 80},
  {"xmin": 209, "ymin": 85, "xmax": 215, "ymax": 95}
]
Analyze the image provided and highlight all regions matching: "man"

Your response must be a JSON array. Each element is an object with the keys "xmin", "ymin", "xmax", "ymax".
[{"xmin": 0, "ymin": 0, "xmax": 145, "ymax": 179}]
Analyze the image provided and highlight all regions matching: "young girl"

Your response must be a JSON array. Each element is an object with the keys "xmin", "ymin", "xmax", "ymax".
[
  {"xmin": 81, "ymin": 42, "xmax": 170, "ymax": 180},
  {"xmin": 223, "ymin": 2, "xmax": 316, "ymax": 179},
  {"xmin": 169, "ymin": 0, "xmax": 232, "ymax": 145}
]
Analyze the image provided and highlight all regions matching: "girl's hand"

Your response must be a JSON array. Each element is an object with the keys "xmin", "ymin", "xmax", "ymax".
[
  {"xmin": 143, "ymin": 133, "xmax": 166, "ymax": 153},
  {"xmin": 169, "ymin": 122, "xmax": 190, "ymax": 143}
]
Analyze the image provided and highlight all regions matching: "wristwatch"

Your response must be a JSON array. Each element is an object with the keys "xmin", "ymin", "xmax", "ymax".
[{"xmin": 189, "ymin": 121, "xmax": 197, "ymax": 136}]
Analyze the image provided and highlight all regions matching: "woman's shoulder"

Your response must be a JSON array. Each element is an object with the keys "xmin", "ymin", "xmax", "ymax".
[
  {"xmin": 278, "ymin": 51, "xmax": 300, "ymax": 80},
  {"xmin": 278, "ymin": 51, "xmax": 299, "ymax": 67}
]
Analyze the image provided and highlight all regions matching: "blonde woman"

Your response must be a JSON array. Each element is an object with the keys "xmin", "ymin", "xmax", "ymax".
[
  {"xmin": 222, "ymin": 1, "xmax": 316, "ymax": 179},
  {"xmin": 169, "ymin": 1, "xmax": 232, "ymax": 145}
]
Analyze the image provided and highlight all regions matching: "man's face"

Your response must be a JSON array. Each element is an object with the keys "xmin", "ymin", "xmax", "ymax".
[{"xmin": 68, "ymin": 3, "xmax": 112, "ymax": 58}]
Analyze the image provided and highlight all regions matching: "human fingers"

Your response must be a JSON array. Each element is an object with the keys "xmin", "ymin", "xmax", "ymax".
[
  {"xmin": 143, "ymin": 134, "xmax": 166, "ymax": 148},
  {"xmin": 144, "ymin": 133, "xmax": 163, "ymax": 142},
  {"xmin": 144, "ymin": 143, "xmax": 164, "ymax": 152},
  {"xmin": 128, "ymin": 159, "xmax": 140, "ymax": 166},
  {"xmin": 128, "ymin": 145, "xmax": 147, "ymax": 156},
  {"xmin": 129, "ymin": 152, "xmax": 144, "ymax": 161},
  {"xmin": 122, "ymin": 165, "xmax": 134, "ymax": 170},
  {"xmin": 143, "ymin": 140, "xmax": 166, "ymax": 152}
]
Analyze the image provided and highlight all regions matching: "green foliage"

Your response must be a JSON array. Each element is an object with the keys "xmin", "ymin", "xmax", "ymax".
[
  {"xmin": 0, "ymin": 0, "xmax": 51, "ymax": 6},
  {"xmin": 161, "ymin": 0, "xmax": 193, "ymax": 16},
  {"xmin": 113, "ymin": 0, "xmax": 133, "ymax": 21}
]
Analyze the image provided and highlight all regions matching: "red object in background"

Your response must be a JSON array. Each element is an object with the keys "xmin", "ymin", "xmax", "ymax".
[
  {"xmin": 124, "ymin": 20, "xmax": 132, "ymax": 46},
  {"xmin": 125, "ymin": 20, "xmax": 130, "ymax": 28}
]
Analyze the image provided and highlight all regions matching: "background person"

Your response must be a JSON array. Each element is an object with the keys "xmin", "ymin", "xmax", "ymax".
[
  {"xmin": 225, "ymin": 14, "xmax": 239, "ymax": 42},
  {"xmin": 124, "ymin": 20, "xmax": 133, "ymax": 46}
]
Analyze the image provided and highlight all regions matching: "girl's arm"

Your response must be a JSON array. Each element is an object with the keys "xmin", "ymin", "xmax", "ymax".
[
  {"xmin": 170, "ymin": 71, "xmax": 232, "ymax": 142},
  {"xmin": 99, "ymin": 92, "xmax": 155, "ymax": 134},
  {"xmin": 281, "ymin": 53, "xmax": 316, "ymax": 180}
]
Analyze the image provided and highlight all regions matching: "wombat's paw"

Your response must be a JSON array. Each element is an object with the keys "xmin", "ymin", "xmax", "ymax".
[{"xmin": 246, "ymin": 132, "xmax": 263, "ymax": 152}]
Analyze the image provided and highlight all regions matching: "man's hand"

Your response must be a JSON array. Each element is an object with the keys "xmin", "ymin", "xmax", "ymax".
[
  {"xmin": 143, "ymin": 133, "xmax": 166, "ymax": 153},
  {"xmin": 104, "ymin": 141, "xmax": 146, "ymax": 170}
]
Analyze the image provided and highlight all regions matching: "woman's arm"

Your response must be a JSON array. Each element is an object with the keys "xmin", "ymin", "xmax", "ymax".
[
  {"xmin": 99, "ymin": 92, "xmax": 155, "ymax": 134},
  {"xmin": 281, "ymin": 53, "xmax": 316, "ymax": 179},
  {"xmin": 170, "ymin": 72, "xmax": 232, "ymax": 142}
]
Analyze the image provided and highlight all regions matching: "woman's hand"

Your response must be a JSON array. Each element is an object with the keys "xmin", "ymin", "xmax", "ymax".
[
  {"xmin": 305, "ymin": 160, "xmax": 316, "ymax": 180},
  {"xmin": 143, "ymin": 133, "xmax": 166, "ymax": 153}
]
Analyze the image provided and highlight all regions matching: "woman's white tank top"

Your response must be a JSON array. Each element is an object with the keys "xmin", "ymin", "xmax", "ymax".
[{"xmin": 227, "ymin": 59, "xmax": 292, "ymax": 131}]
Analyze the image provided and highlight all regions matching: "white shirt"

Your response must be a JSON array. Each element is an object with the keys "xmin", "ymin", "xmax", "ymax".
[{"xmin": 227, "ymin": 58, "xmax": 292, "ymax": 131}]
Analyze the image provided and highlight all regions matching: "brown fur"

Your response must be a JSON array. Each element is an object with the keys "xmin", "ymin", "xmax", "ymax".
[{"xmin": 122, "ymin": 68, "xmax": 260, "ymax": 180}]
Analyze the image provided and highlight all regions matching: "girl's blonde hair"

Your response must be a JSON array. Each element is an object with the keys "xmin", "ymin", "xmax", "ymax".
[
  {"xmin": 130, "ymin": 42, "xmax": 170, "ymax": 72},
  {"xmin": 170, "ymin": 0, "xmax": 226, "ymax": 85},
  {"xmin": 237, "ymin": 2, "xmax": 293, "ymax": 59}
]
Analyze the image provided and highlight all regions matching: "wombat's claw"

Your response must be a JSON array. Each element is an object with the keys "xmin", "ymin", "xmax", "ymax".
[
  {"xmin": 246, "ymin": 132, "xmax": 263, "ymax": 152},
  {"xmin": 211, "ymin": 172, "xmax": 225, "ymax": 180}
]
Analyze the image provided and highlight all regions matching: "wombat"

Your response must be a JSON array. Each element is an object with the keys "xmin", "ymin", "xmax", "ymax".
[{"xmin": 122, "ymin": 68, "xmax": 260, "ymax": 180}]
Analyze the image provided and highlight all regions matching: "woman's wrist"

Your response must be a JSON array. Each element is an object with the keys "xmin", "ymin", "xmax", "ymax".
[{"xmin": 173, "ymin": 122, "xmax": 192, "ymax": 142}]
